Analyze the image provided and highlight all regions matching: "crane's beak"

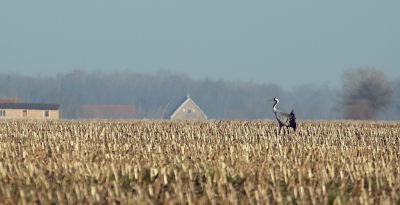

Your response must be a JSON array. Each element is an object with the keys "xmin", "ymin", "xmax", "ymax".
[{"xmin": 269, "ymin": 99, "xmax": 274, "ymax": 101}]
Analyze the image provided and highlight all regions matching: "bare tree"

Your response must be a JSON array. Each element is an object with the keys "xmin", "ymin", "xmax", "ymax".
[
  {"xmin": 343, "ymin": 99, "xmax": 373, "ymax": 120},
  {"xmin": 340, "ymin": 67, "xmax": 393, "ymax": 120},
  {"xmin": 392, "ymin": 77, "xmax": 400, "ymax": 120}
]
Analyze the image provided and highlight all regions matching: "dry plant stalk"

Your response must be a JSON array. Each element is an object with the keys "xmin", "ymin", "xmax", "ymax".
[{"xmin": 0, "ymin": 119, "xmax": 399, "ymax": 204}]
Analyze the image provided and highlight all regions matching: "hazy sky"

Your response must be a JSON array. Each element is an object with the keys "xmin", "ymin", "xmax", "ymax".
[{"xmin": 1, "ymin": 1, "xmax": 399, "ymax": 90}]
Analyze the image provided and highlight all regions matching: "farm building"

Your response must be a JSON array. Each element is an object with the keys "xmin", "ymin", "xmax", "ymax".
[
  {"xmin": 81, "ymin": 105, "xmax": 135, "ymax": 119},
  {"xmin": 170, "ymin": 95, "xmax": 207, "ymax": 120},
  {"xmin": 0, "ymin": 97, "xmax": 18, "ymax": 103},
  {"xmin": 0, "ymin": 103, "xmax": 60, "ymax": 119}
]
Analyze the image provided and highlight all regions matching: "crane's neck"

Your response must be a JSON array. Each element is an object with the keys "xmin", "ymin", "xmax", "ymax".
[{"xmin": 272, "ymin": 100, "xmax": 279, "ymax": 113}]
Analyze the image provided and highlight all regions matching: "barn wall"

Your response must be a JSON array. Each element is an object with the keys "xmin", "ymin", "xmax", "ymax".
[{"xmin": 82, "ymin": 105, "xmax": 135, "ymax": 119}]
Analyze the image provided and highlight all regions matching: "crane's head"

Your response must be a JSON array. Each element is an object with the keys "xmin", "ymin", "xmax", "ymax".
[{"xmin": 269, "ymin": 97, "xmax": 278, "ymax": 102}]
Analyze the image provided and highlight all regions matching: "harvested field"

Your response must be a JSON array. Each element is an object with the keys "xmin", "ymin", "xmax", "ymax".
[{"xmin": 0, "ymin": 119, "xmax": 399, "ymax": 204}]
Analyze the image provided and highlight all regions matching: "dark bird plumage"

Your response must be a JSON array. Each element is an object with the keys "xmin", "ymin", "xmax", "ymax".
[{"xmin": 269, "ymin": 97, "xmax": 297, "ymax": 134}]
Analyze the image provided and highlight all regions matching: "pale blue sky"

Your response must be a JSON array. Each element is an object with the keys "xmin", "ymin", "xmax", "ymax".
[{"xmin": 1, "ymin": 1, "xmax": 399, "ymax": 90}]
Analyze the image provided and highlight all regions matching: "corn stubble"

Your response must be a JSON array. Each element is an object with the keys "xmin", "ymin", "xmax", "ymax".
[{"xmin": 0, "ymin": 119, "xmax": 399, "ymax": 204}]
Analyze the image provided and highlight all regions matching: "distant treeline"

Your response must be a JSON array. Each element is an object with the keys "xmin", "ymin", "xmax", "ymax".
[{"xmin": 0, "ymin": 69, "xmax": 399, "ymax": 120}]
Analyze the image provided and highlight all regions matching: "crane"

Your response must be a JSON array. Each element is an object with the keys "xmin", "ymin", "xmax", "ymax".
[{"xmin": 269, "ymin": 97, "xmax": 296, "ymax": 134}]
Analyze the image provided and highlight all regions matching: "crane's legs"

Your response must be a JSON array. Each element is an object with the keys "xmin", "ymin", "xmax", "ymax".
[{"xmin": 278, "ymin": 126, "xmax": 292, "ymax": 135}]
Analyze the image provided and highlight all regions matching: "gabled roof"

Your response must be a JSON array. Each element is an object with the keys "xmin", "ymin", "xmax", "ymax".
[
  {"xmin": 170, "ymin": 96, "xmax": 207, "ymax": 119},
  {"xmin": 0, "ymin": 103, "xmax": 60, "ymax": 110}
]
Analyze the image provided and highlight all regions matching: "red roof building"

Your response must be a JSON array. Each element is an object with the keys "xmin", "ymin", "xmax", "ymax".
[
  {"xmin": 81, "ymin": 105, "xmax": 135, "ymax": 119},
  {"xmin": 0, "ymin": 97, "xmax": 18, "ymax": 103}
]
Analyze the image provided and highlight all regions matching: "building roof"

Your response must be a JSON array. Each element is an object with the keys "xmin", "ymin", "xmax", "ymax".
[
  {"xmin": 0, "ymin": 103, "xmax": 60, "ymax": 110},
  {"xmin": 169, "ymin": 95, "xmax": 207, "ymax": 119}
]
